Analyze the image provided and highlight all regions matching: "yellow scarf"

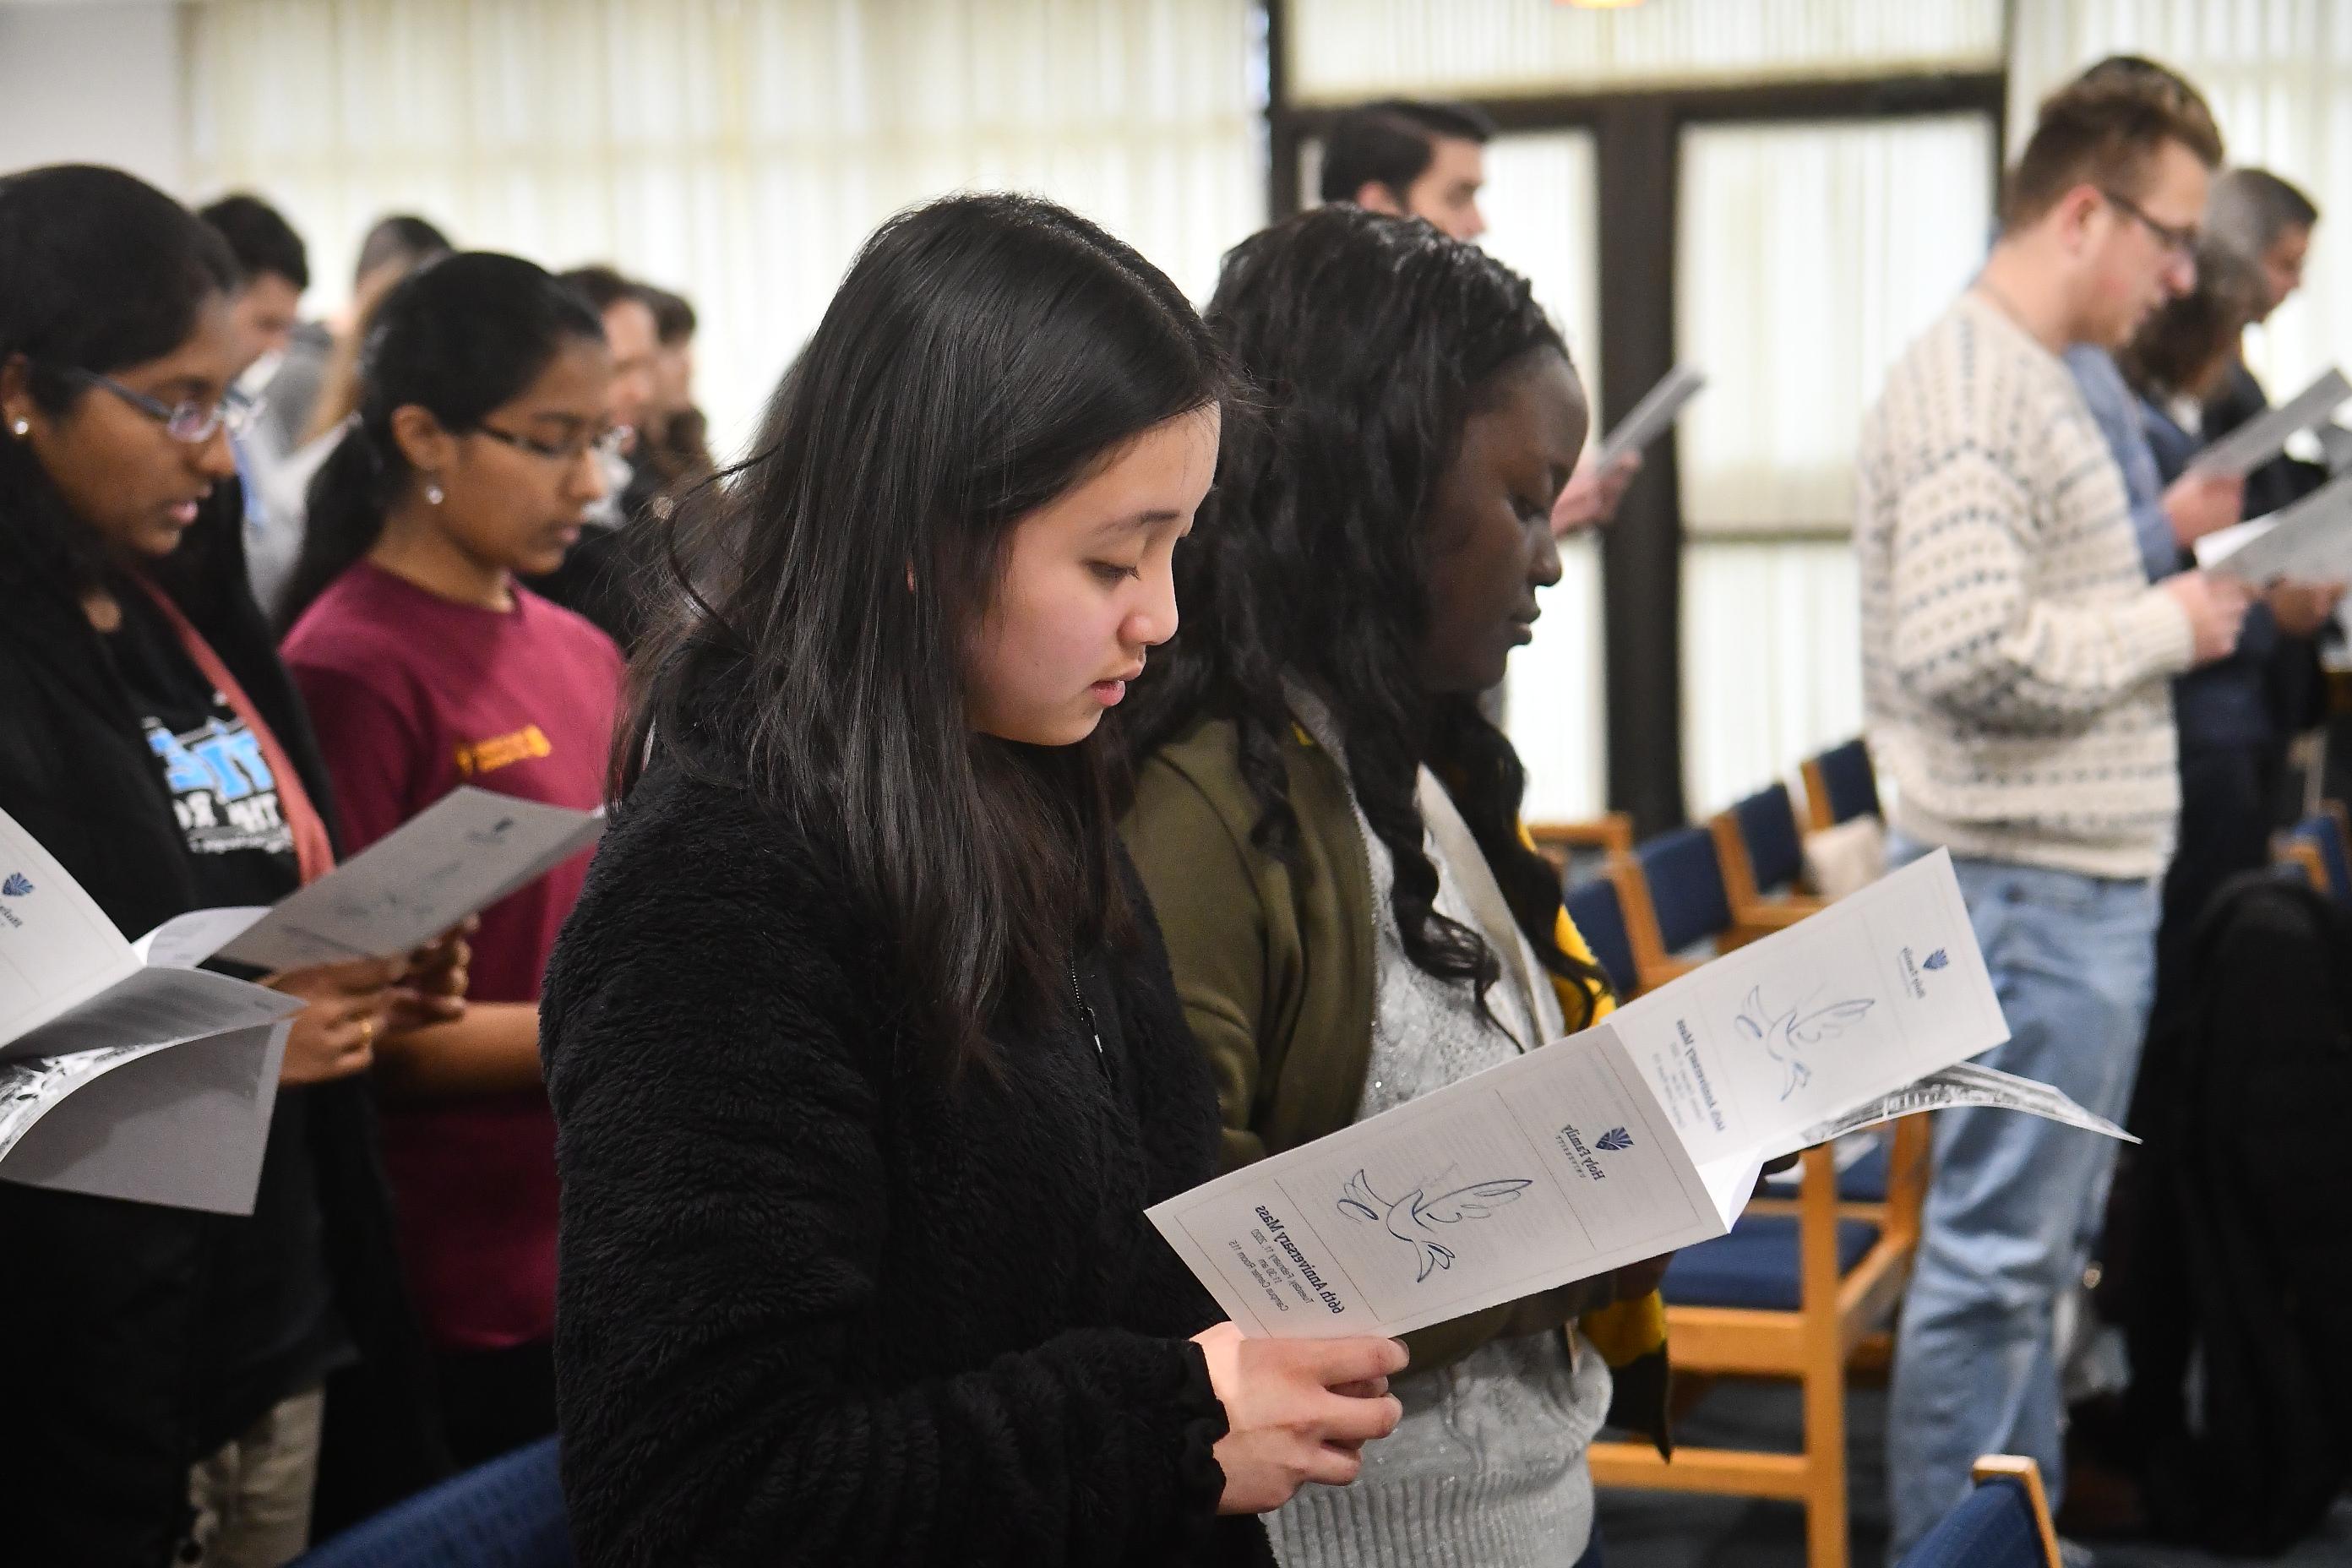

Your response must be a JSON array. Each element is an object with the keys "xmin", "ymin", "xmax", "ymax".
[{"xmin": 1544, "ymin": 851, "xmax": 1672, "ymax": 1448}]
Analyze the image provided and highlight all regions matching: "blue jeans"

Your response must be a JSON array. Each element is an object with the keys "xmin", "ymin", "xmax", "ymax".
[{"xmin": 1883, "ymin": 835, "xmax": 2159, "ymax": 1560}]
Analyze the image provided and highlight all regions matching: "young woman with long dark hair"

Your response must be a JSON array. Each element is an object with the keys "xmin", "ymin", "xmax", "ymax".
[
  {"xmin": 277, "ymin": 252, "xmax": 624, "ymax": 1465},
  {"xmin": 1119, "ymin": 205, "xmax": 1672, "ymax": 1568},
  {"xmin": 539, "ymin": 193, "xmax": 1407, "ymax": 1567},
  {"xmin": 0, "ymin": 164, "xmax": 452, "ymax": 1567}
]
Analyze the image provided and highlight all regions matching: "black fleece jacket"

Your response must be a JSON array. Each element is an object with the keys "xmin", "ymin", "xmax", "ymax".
[{"xmin": 542, "ymin": 760, "xmax": 1274, "ymax": 1567}]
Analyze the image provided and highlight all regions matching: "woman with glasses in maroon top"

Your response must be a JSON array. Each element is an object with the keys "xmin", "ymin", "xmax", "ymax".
[{"xmin": 278, "ymin": 253, "xmax": 627, "ymax": 1467}]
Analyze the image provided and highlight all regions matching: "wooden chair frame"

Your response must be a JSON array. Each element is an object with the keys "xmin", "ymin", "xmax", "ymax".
[
  {"xmin": 1528, "ymin": 812, "xmax": 1636, "ymax": 875},
  {"xmin": 1968, "ymin": 1455, "xmax": 2063, "ymax": 1568},
  {"xmin": 1588, "ymin": 1113, "xmax": 1933, "ymax": 1568},
  {"xmin": 2277, "ymin": 835, "xmax": 2328, "ymax": 892}
]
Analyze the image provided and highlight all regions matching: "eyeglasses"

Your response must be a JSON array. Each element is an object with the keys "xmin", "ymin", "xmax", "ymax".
[
  {"xmin": 475, "ymin": 422, "xmax": 634, "ymax": 466},
  {"xmin": 2099, "ymin": 188, "xmax": 2199, "ymax": 262},
  {"xmin": 63, "ymin": 368, "xmax": 255, "ymax": 444}
]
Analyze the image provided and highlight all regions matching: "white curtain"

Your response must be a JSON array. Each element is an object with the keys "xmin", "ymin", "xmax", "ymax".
[
  {"xmin": 1677, "ymin": 114, "xmax": 1995, "ymax": 531},
  {"xmin": 1479, "ymin": 131, "xmax": 1606, "ymax": 822},
  {"xmin": 1287, "ymin": 0, "xmax": 2002, "ymax": 104},
  {"xmin": 184, "ymin": 0, "xmax": 1266, "ymax": 461},
  {"xmin": 2009, "ymin": 0, "xmax": 2352, "ymax": 412},
  {"xmin": 1681, "ymin": 540, "xmax": 1862, "ymax": 818},
  {"xmin": 1674, "ymin": 112, "xmax": 1995, "ymax": 814}
]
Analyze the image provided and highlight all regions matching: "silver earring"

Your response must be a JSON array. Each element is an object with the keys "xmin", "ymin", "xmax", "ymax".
[
  {"xmin": 424, "ymin": 480, "xmax": 445, "ymax": 506},
  {"xmin": 8, "ymin": 418, "xmax": 26, "ymax": 437}
]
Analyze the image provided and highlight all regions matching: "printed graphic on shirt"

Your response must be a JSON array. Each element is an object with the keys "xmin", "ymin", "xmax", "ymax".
[
  {"xmin": 143, "ymin": 705, "xmax": 296, "ymax": 858},
  {"xmin": 455, "ymin": 724, "xmax": 553, "ymax": 780}
]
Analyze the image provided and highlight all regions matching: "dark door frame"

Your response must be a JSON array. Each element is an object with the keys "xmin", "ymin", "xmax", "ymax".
[{"xmin": 1263, "ymin": 14, "xmax": 2004, "ymax": 834}]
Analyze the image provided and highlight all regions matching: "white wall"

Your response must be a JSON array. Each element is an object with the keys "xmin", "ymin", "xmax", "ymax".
[{"xmin": 0, "ymin": 1, "xmax": 187, "ymax": 193}]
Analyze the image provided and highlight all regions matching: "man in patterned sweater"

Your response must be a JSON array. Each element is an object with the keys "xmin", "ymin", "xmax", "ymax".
[{"xmin": 1858, "ymin": 58, "xmax": 2254, "ymax": 1560}]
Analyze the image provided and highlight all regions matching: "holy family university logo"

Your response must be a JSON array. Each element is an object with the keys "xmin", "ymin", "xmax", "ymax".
[
  {"xmin": 1897, "ymin": 943, "xmax": 1951, "ymax": 1000},
  {"xmin": 2, "ymin": 873, "xmax": 30, "ymax": 897}
]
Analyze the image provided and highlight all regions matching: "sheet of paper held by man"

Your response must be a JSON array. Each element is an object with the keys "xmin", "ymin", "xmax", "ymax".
[
  {"xmin": 2186, "ymin": 366, "xmax": 2352, "ymax": 478},
  {"xmin": 1596, "ymin": 362, "xmax": 1707, "ymax": 468},
  {"xmin": 0, "ymin": 804, "xmax": 304, "ymax": 1212},
  {"xmin": 194, "ymin": 785, "xmax": 604, "ymax": 973},
  {"xmin": 1147, "ymin": 851, "xmax": 2124, "ymax": 1340},
  {"xmin": 2194, "ymin": 470, "xmax": 2352, "ymax": 584}
]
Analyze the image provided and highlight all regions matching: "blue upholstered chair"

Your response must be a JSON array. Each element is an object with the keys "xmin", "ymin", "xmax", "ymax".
[
  {"xmin": 1896, "ymin": 1456, "xmax": 2061, "ymax": 1568},
  {"xmin": 1800, "ymin": 738, "xmax": 1881, "ymax": 832},
  {"xmin": 1710, "ymin": 782, "xmax": 1827, "ymax": 936},
  {"xmin": 292, "ymin": 1437, "xmax": 572, "ymax": 1568},
  {"xmin": 1626, "ymin": 825, "xmax": 1743, "ymax": 990},
  {"xmin": 2282, "ymin": 808, "xmax": 2352, "ymax": 906},
  {"xmin": 1588, "ymin": 1122, "xmax": 1932, "ymax": 1568},
  {"xmin": 1564, "ymin": 863, "xmax": 1641, "ymax": 1002}
]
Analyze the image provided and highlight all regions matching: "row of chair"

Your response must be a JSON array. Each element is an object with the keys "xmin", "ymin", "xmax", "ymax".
[
  {"xmin": 1537, "ymin": 737, "xmax": 1924, "ymax": 1568},
  {"xmin": 1538, "ymin": 738, "xmax": 1878, "ymax": 1001}
]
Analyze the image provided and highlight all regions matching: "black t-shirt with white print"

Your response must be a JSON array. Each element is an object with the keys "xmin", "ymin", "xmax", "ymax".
[{"xmin": 105, "ymin": 587, "xmax": 352, "ymax": 1450}]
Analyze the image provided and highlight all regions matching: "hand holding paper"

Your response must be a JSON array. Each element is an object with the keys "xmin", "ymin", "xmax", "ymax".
[
  {"xmin": 210, "ymin": 787, "xmax": 602, "ymax": 972},
  {"xmin": 1190, "ymin": 1323, "xmax": 1407, "ymax": 1511},
  {"xmin": 0, "ymin": 804, "xmax": 302, "ymax": 1212}
]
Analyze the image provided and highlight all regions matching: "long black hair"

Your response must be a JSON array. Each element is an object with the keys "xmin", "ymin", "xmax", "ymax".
[
  {"xmin": 623, "ymin": 193, "xmax": 1230, "ymax": 1074},
  {"xmin": 0, "ymin": 166, "xmax": 241, "ymax": 599},
  {"xmin": 275, "ymin": 252, "xmax": 606, "ymax": 629},
  {"xmin": 1122, "ymin": 204, "xmax": 1608, "ymax": 1027}
]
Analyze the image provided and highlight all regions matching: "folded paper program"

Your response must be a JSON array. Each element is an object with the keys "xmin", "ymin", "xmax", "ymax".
[
  {"xmin": 1146, "ymin": 852, "xmax": 2125, "ymax": 1339},
  {"xmin": 0, "ymin": 787, "xmax": 602, "ymax": 1213}
]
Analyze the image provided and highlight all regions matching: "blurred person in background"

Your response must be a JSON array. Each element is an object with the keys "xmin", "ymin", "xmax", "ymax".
[
  {"xmin": 262, "ymin": 214, "xmax": 455, "ymax": 460},
  {"xmin": 2116, "ymin": 242, "xmax": 2343, "ymax": 1010},
  {"xmin": 640, "ymin": 283, "xmax": 712, "ymax": 493},
  {"xmin": 1859, "ymin": 59, "xmax": 2252, "ymax": 1556},
  {"xmin": 522, "ymin": 264, "xmax": 662, "ymax": 645},
  {"xmin": 243, "ymin": 210, "xmax": 454, "ymax": 625},
  {"xmin": 2061, "ymin": 234, "xmax": 2347, "ymax": 1540},
  {"xmin": 1322, "ymin": 98, "xmax": 1635, "ymax": 537},
  {"xmin": 198, "ymin": 193, "xmax": 313, "ymax": 614},
  {"xmin": 2201, "ymin": 168, "xmax": 2327, "ymax": 518}
]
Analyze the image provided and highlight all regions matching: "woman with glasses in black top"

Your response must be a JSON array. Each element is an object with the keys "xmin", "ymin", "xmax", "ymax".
[{"xmin": 0, "ymin": 165, "xmax": 454, "ymax": 1567}]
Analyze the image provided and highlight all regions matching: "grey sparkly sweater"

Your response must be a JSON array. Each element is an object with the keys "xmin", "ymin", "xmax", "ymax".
[{"xmin": 1265, "ymin": 704, "xmax": 1611, "ymax": 1568}]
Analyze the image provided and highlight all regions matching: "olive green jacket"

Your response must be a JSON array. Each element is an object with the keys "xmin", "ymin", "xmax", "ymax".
[{"xmin": 1124, "ymin": 711, "xmax": 1670, "ymax": 1440}]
